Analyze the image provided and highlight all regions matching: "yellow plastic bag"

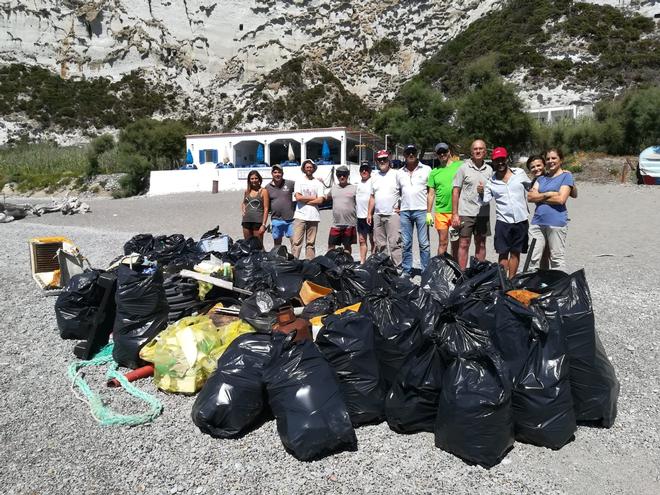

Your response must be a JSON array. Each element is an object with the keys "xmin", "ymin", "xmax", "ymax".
[{"xmin": 139, "ymin": 316, "xmax": 253, "ymax": 393}]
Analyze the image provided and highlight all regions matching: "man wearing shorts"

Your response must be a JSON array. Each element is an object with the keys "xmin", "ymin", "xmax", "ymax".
[
  {"xmin": 293, "ymin": 159, "xmax": 326, "ymax": 259},
  {"xmin": 451, "ymin": 139, "xmax": 493, "ymax": 270},
  {"xmin": 326, "ymin": 165, "xmax": 357, "ymax": 254},
  {"xmin": 481, "ymin": 147, "xmax": 531, "ymax": 278},
  {"xmin": 356, "ymin": 162, "xmax": 375, "ymax": 263},
  {"xmin": 265, "ymin": 164, "xmax": 295, "ymax": 248},
  {"xmin": 426, "ymin": 142, "xmax": 461, "ymax": 257},
  {"xmin": 367, "ymin": 150, "xmax": 402, "ymax": 268}
]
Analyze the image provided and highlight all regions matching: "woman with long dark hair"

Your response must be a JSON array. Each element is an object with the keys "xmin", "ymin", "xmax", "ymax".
[
  {"xmin": 526, "ymin": 148, "xmax": 574, "ymax": 271},
  {"xmin": 241, "ymin": 170, "xmax": 270, "ymax": 242}
]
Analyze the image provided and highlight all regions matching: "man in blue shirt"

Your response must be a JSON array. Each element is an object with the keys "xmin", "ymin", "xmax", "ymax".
[{"xmin": 481, "ymin": 147, "xmax": 531, "ymax": 278}]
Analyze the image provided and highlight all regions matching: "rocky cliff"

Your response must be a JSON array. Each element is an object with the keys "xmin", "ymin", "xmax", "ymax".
[{"xmin": 0, "ymin": 0, "xmax": 657, "ymax": 142}]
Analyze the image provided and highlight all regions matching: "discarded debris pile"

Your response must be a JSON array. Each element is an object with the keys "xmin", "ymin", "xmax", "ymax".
[
  {"xmin": 56, "ymin": 229, "xmax": 620, "ymax": 466},
  {"xmin": 1, "ymin": 196, "xmax": 90, "ymax": 222}
]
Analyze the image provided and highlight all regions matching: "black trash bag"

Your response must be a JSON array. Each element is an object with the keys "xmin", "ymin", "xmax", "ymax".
[
  {"xmin": 300, "ymin": 259, "xmax": 332, "ymax": 288},
  {"xmin": 55, "ymin": 270, "xmax": 112, "ymax": 340},
  {"xmin": 226, "ymin": 237, "xmax": 263, "ymax": 262},
  {"xmin": 536, "ymin": 270, "xmax": 619, "ymax": 427},
  {"xmin": 326, "ymin": 266, "xmax": 383, "ymax": 308},
  {"xmin": 300, "ymin": 293, "xmax": 338, "ymax": 320},
  {"xmin": 420, "ymin": 255, "xmax": 462, "ymax": 302},
  {"xmin": 150, "ymin": 234, "xmax": 198, "ymax": 265},
  {"xmin": 359, "ymin": 288, "xmax": 424, "ymax": 387},
  {"xmin": 513, "ymin": 299, "xmax": 576, "ymax": 449},
  {"xmin": 392, "ymin": 275, "xmax": 421, "ymax": 304},
  {"xmin": 264, "ymin": 333, "xmax": 358, "ymax": 461},
  {"xmin": 435, "ymin": 349, "xmax": 514, "ymax": 468},
  {"xmin": 316, "ymin": 312, "xmax": 386, "ymax": 425},
  {"xmin": 511, "ymin": 270, "xmax": 569, "ymax": 291},
  {"xmin": 262, "ymin": 259, "xmax": 305, "ymax": 301},
  {"xmin": 239, "ymin": 290, "xmax": 286, "ymax": 332},
  {"xmin": 418, "ymin": 290, "xmax": 446, "ymax": 338},
  {"xmin": 324, "ymin": 247, "xmax": 355, "ymax": 267},
  {"xmin": 485, "ymin": 294, "xmax": 536, "ymax": 384},
  {"xmin": 436, "ymin": 315, "xmax": 492, "ymax": 359},
  {"xmin": 385, "ymin": 341, "xmax": 445, "ymax": 433},
  {"xmin": 112, "ymin": 264, "xmax": 169, "ymax": 369},
  {"xmin": 362, "ymin": 252, "xmax": 398, "ymax": 285},
  {"xmin": 267, "ymin": 245, "xmax": 293, "ymax": 261},
  {"xmin": 233, "ymin": 252, "xmax": 271, "ymax": 291},
  {"xmin": 192, "ymin": 333, "xmax": 273, "ymax": 438},
  {"xmin": 123, "ymin": 234, "xmax": 154, "ymax": 256}
]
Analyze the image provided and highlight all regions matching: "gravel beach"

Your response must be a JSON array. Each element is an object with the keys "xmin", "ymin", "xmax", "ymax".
[{"xmin": 1, "ymin": 182, "xmax": 659, "ymax": 494}]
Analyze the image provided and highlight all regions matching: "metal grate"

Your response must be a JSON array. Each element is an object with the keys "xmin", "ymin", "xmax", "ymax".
[{"xmin": 32, "ymin": 242, "xmax": 62, "ymax": 273}]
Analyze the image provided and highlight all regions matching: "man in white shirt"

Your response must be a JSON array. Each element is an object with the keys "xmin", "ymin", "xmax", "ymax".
[
  {"xmin": 367, "ymin": 150, "xmax": 402, "ymax": 267},
  {"xmin": 292, "ymin": 159, "xmax": 326, "ymax": 259},
  {"xmin": 481, "ymin": 147, "xmax": 531, "ymax": 278},
  {"xmin": 396, "ymin": 144, "xmax": 431, "ymax": 276}
]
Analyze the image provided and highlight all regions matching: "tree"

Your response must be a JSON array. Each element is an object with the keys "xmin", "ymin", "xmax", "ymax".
[
  {"xmin": 372, "ymin": 80, "xmax": 456, "ymax": 154},
  {"xmin": 86, "ymin": 134, "xmax": 115, "ymax": 176},
  {"xmin": 456, "ymin": 79, "xmax": 533, "ymax": 152}
]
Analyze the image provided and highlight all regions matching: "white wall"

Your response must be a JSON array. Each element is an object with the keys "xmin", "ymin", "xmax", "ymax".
[{"xmin": 148, "ymin": 163, "xmax": 364, "ymax": 196}]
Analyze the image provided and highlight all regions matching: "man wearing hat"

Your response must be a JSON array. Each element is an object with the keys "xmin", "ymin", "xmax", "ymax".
[
  {"xmin": 451, "ymin": 139, "xmax": 493, "ymax": 270},
  {"xmin": 325, "ymin": 165, "xmax": 357, "ymax": 255},
  {"xmin": 356, "ymin": 162, "xmax": 375, "ymax": 263},
  {"xmin": 367, "ymin": 150, "xmax": 402, "ymax": 267},
  {"xmin": 426, "ymin": 142, "xmax": 462, "ymax": 257},
  {"xmin": 266, "ymin": 164, "xmax": 296, "ymax": 248},
  {"xmin": 480, "ymin": 147, "xmax": 531, "ymax": 278},
  {"xmin": 396, "ymin": 144, "xmax": 431, "ymax": 276},
  {"xmin": 292, "ymin": 159, "xmax": 326, "ymax": 259}
]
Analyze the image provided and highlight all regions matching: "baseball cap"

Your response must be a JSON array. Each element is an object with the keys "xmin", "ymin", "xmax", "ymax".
[
  {"xmin": 403, "ymin": 144, "xmax": 417, "ymax": 155},
  {"xmin": 375, "ymin": 149, "xmax": 389, "ymax": 159},
  {"xmin": 336, "ymin": 165, "xmax": 350, "ymax": 175},
  {"xmin": 271, "ymin": 164, "xmax": 283, "ymax": 172},
  {"xmin": 434, "ymin": 142, "xmax": 449, "ymax": 153},
  {"xmin": 359, "ymin": 163, "xmax": 371, "ymax": 172},
  {"xmin": 491, "ymin": 147, "xmax": 508, "ymax": 160}
]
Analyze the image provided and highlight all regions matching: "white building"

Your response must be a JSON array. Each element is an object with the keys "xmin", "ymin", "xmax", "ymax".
[
  {"xmin": 149, "ymin": 127, "xmax": 383, "ymax": 196},
  {"xmin": 527, "ymin": 104, "xmax": 594, "ymax": 124}
]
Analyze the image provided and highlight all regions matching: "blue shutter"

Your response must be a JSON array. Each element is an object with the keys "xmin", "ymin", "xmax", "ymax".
[
  {"xmin": 212, "ymin": 150, "xmax": 218, "ymax": 163},
  {"xmin": 199, "ymin": 150, "xmax": 205, "ymax": 164}
]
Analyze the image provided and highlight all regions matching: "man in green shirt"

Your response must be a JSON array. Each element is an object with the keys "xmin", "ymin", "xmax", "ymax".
[{"xmin": 426, "ymin": 142, "xmax": 461, "ymax": 256}]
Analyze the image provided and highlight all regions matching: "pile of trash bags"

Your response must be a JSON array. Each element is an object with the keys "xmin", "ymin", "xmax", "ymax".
[{"xmin": 54, "ymin": 228, "xmax": 619, "ymax": 466}]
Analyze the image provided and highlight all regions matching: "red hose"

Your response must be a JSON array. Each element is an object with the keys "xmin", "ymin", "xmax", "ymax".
[{"xmin": 107, "ymin": 364, "xmax": 155, "ymax": 388}]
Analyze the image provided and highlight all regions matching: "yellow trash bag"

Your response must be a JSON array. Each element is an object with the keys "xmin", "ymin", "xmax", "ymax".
[{"xmin": 139, "ymin": 316, "xmax": 254, "ymax": 394}]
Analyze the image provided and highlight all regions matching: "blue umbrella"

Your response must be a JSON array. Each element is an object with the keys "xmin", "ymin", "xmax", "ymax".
[
  {"xmin": 321, "ymin": 139, "xmax": 330, "ymax": 160},
  {"xmin": 256, "ymin": 144, "xmax": 264, "ymax": 163},
  {"xmin": 186, "ymin": 149, "xmax": 193, "ymax": 164}
]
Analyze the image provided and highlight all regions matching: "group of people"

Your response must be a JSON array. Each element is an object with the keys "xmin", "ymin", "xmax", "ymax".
[{"xmin": 240, "ymin": 139, "xmax": 576, "ymax": 278}]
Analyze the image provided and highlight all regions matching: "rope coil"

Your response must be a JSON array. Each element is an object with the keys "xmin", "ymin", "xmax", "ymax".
[{"xmin": 67, "ymin": 343, "xmax": 163, "ymax": 426}]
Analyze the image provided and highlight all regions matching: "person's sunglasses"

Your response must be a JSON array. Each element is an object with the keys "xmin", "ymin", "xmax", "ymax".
[
  {"xmin": 337, "ymin": 173, "xmax": 349, "ymax": 178},
  {"xmin": 404, "ymin": 151, "xmax": 417, "ymax": 157},
  {"xmin": 377, "ymin": 158, "xmax": 389, "ymax": 162},
  {"xmin": 437, "ymin": 150, "xmax": 449, "ymax": 155}
]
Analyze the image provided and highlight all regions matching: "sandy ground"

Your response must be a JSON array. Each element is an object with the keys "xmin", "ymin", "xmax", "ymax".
[{"xmin": 1, "ymin": 182, "xmax": 659, "ymax": 494}]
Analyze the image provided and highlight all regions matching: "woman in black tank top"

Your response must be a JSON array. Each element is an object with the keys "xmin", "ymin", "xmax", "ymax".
[{"xmin": 241, "ymin": 170, "xmax": 270, "ymax": 242}]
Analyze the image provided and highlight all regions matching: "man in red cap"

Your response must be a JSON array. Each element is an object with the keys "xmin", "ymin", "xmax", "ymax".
[
  {"xmin": 367, "ymin": 149, "xmax": 402, "ymax": 267},
  {"xmin": 480, "ymin": 147, "xmax": 531, "ymax": 278}
]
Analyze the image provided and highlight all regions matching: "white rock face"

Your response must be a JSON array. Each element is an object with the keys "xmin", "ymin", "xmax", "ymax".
[{"xmin": 0, "ymin": 0, "xmax": 656, "ymax": 141}]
